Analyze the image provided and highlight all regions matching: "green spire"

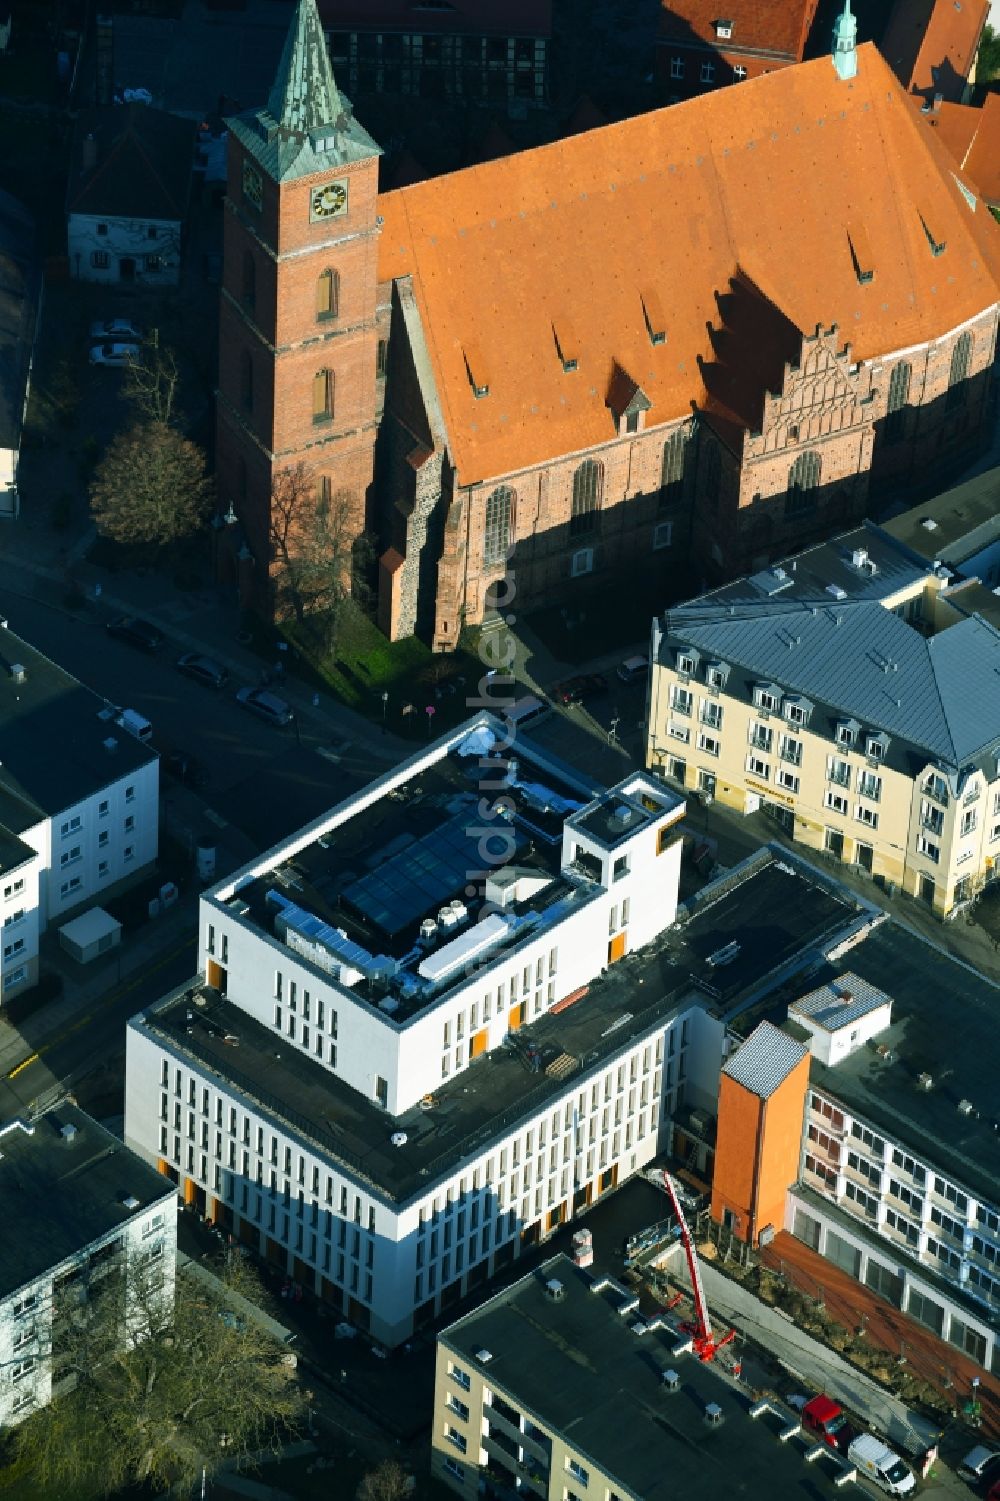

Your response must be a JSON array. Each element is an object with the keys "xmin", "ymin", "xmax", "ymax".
[
  {"xmin": 227, "ymin": 0, "xmax": 381, "ymax": 184},
  {"xmin": 267, "ymin": 0, "xmax": 344, "ymax": 138},
  {"xmin": 832, "ymin": 0, "xmax": 858, "ymax": 80}
]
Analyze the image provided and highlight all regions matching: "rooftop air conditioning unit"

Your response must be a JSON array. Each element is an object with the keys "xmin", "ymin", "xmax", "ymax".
[
  {"xmin": 662, "ymin": 1369, "xmax": 680, "ymax": 1392},
  {"xmin": 544, "ymin": 1279, "xmax": 565, "ymax": 1302},
  {"xmin": 958, "ymin": 1098, "xmax": 977, "ymax": 1117},
  {"xmin": 705, "ymin": 1403, "xmax": 723, "ymax": 1425},
  {"xmin": 475, "ymin": 1348, "xmax": 493, "ymax": 1364},
  {"xmin": 918, "ymin": 1072, "xmax": 934, "ymax": 1091},
  {"xmin": 10, "ymin": 663, "xmax": 25, "ymax": 684},
  {"xmin": 122, "ymin": 1195, "xmax": 140, "ymax": 1210}
]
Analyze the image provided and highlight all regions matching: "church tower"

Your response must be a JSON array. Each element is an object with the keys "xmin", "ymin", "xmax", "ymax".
[{"xmin": 215, "ymin": 0, "xmax": 382, "ymax": 606}]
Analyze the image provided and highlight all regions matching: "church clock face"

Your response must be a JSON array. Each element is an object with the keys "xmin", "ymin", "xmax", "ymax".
[
  {"xmin": 242, "ymin": 160, "xmax": 262, "ymax": 211},
  {"xmin": 310, "ymin": 180, "xmax": 348, "ymax": 223}
]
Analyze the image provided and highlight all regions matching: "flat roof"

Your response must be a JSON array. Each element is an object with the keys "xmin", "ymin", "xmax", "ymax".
[
  {"xmin": 439, "ymin": 1253, "xmax": 845, "ymax": 1501},
  {"xmin": 0, "ymin": 623, "xmax": 156, "ymax": 829},
  {"xmin": 216, "ymin": 722, "xmax": 679, "ymax": 1025},
  {"xmin": 141, "ymin": 852, "xmax": 859, "ymax": 1206},
  {"xmin": 0, "ymin": 1104, "xmax": 174, "ymax": 1301},
  {"xmin": 739, "ymin": 920, "xmax": 1000, "ymax": 1208},
  {"xmin": 876, "ymin": 467, "xmax": 1000, "ymax": 566}
]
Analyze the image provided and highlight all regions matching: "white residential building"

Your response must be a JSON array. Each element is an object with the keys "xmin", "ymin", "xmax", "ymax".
[
  {"xmin": 0, "ymin": 625, "xmax": 158, "ymax": 1002},
  {"xmin": 125, "ymin": 713, "xmax": 866, "ymax": 1346},
  {"xmin": 0, "ymin": 1106, "xmax": 177, "ymax": 1430},
  {"xmin": 66, "ymin": 106, "xmax": 194, "ymax": 287}
]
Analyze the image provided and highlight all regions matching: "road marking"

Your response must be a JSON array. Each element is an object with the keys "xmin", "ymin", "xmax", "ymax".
[
  {"xmin": 31, "ymin": 935, "xmax": 196, "ymax": 1063},
  {"xmin": 7, "ymin": 1053, "xmax": 38, "ymax": 1080}
]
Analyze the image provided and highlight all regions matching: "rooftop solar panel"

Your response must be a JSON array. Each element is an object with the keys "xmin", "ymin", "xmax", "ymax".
[{"xmin": 341, "ymin": 812, "xmax": 526, "ymax": 938}]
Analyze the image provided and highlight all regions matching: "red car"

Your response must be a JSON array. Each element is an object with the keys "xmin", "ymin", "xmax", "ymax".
[
  {"xmin": 801, "ymin": 1395, "xmax": 852, "ymax": 1452},
  {"xmin": 553, "ymin": 673, "xmax": 608, "ymax": 706}
]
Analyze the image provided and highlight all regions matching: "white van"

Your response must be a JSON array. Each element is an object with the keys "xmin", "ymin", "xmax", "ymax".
[
  {"xmin": 506, "ymin": 694, "xmax": 551, "ymax": 730},
  {"xmin": 847, "ymin": 1435, "xmax": 915, "ymax": 1495},
  {"xmin": 115, "ymin": 708, "xmax": 153, "ymax": 745}
]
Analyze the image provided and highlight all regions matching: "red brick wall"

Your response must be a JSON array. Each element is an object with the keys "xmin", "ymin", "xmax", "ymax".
[{"xmin": 215, "ymin": 142, "xmax": 382, "ymax": 607}]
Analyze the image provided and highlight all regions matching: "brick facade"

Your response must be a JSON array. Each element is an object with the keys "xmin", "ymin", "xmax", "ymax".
[{"xmin": 215, "ymin": 136, "xmax": 382, "ymax": 607}]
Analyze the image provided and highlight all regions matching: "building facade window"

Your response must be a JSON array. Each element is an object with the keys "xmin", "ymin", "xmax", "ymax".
[
  {"xmin": 483, "ymin": 486, "xmax": 514, "ymax": 567},
  {"xmin": 313, "ymin": 367, "xmax": 335, "ymax": 423},
  {"xmin": 660, "ymin": 429, "xmax": 687, "ymax": 510},
  {"xmin": 316, "ymin": 268, "xmax": 340, "ymax": 320},
  {"xmin": 884, "ymin": 360, "xmax": 910, "ymax": 443},
  {"xmin": 786, "ymin": 450, "xmax": 821, "ymax": 516},
  {"xmin": 670, "ymin": 56, "xmax": 684, "ymax": 79},
  {"xmin": 570, "ymin": 460, "xmax": 602, "ymax": 535},
  {"xmin": 946, "ymin": 332, "xmax": 972, "ymax": 410},
  {"xmin": 240, "ymin": 350, "xmax": 253, "ymax": 412}
]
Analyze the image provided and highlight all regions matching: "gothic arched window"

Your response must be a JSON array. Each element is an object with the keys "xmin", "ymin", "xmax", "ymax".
[{"xmin": 570, "ymin": 460, "xmax": 603, "ymax": 536}]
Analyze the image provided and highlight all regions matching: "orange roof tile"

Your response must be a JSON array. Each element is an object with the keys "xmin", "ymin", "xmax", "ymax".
[
  {"xmin": 880, "ymin": 0, "xmax": 988, "ymax": 102},
  {"xmin": 914, "ymin": 92, "xmax": 1000, "ymax": 204},
  {"xmin": 659, "ymin": 0, "xmax": 818, "ymax": 61},
  {"xmin": 963, "ymin": 92, "xmax": 1000, "ymax": 203},
  {"xmin": 376, "ymin": 43, "xmax": 1000, "ymax": 486}
]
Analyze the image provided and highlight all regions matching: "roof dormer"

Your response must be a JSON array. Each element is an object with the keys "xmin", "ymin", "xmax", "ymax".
[{"xmin": 607, "ymin": 362, "xmax": 651, "ymax": 436}]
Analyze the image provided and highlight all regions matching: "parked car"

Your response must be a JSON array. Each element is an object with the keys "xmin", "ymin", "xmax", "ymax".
[
  {"xmin": 616, "ymin": 654, "xmax": 649, "ymax": 685},
  {"xmin": 506, "ymin": 694, "xmax": 551, "ymax": 729},
  {"xmin": 801, "ymin": 1394, "xmax": 852, "ymax": 1452},
  {"xmin": 89, "ymin": 341, "xmax": 142, "ymax": 367},
  {"xmin": 105, "ymin": 616, "xmax": 164, "ymax": 652},
  {"xmin": 176, "ymin": 652, "xmax": 229, "ymax": 690},
  {"xmin": 959, "ymin": 1447, "xmax": 1000, "ymax": 1492},
  {"xmin": 847, "ymin": 1434, "xmax": 915, "ymax": 1495},
  {"xmin": 89, "ymin": 318, "xmax": 142, "ymax": 341},
  {"xmin": 553, "ymin": 672, "xmax": 608, "ymax": 706},
  {"xmin": 236, "ymin": 686, "xmax": 295, "ymax": 726}
]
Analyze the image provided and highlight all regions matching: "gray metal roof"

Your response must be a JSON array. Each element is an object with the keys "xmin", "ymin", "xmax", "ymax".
[
  {"xmin": 722, "ymin": 1020, "xmax": 807, "ymax": 1099},
  {"xmin": 789, "ymin": 973, "xmax": 890, "ymax": 1032},
  {"xmin": 663, "ymin": 596, "xmax": 1000, "ymax": 767},
  {"xmin": 876, "ymin": 467, "xmax": 1000, "ymax": 567},
  {"xmin": 228, "ymin": 0, "xmax": 380, "ymax": 184}
]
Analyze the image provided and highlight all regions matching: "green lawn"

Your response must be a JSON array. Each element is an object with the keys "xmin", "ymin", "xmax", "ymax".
[{"xmin": 276, "ymin": 603, "xmax": 487, "ymax": 740}]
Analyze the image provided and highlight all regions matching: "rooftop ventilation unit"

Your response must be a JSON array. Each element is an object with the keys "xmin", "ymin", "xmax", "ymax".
[
  {"xmin": 544, "ymin": 1279, "xmax": 565, "ymax": 1302},
  {"xmin": 705, "ymin": 1403, "xmax": 724, "ymax": 1425},
  {"xmin": 825, "ymin": 583, "xmax": 848, "ymax": 600},
  {"xmin": 103, "ymin": 737, "xmax": 119, "ymax": 753},
  {"xmin": 9, "ymin": 663, "xmax": 25, "ymax": 684},
  {"xmin": 918, "ymin": 1072, "xmax": 934, "ymax": 1091},
  {"xmin": 418, "ymin": 919, "xmax": 438, "ymax": 945},
  {"xmin": 475, "ymin": 1348, "xmax": 493, "ymax": 1364},
  {"xmin": 122, "ymin": 1195, "xmax": 140, "ymax": 1210},
  {"xmin": 958, "ymin": 1098, "xmax": 978, "ymax": 1117},
  {"xmin": 61, "ymin": 1123, "xmax": 78, "ymax": 1144},
  {"xmin": 921, "ymin": 518, "xmax": 939, "ymax": 531},
  {"xmin": 661, "ymin": 1369, "xmax": 680, "ymax": 1392}
]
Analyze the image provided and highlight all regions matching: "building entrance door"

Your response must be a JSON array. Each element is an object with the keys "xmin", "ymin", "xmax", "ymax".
[
  {"xmin": 119, "ymin": 257, "xmax": 136, "ymax": 281},
  {"xmin": 855, "ymin": 842, "xmax": 874, "ymax": 873},
  {"xmin": 919, "ymin": 874, "xmax": 935, "ymax": 906}
]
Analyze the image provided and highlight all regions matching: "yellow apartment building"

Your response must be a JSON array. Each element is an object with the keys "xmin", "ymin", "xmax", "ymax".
[{"xmin": 646, "ymin": 523, "xmax": 1000, "ymax": 917}]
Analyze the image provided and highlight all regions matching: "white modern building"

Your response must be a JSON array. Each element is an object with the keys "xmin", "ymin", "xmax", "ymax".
[
  {"xmin": 125, "ymin": 712, "xmax": 865, "ymax": 1346},
  {"xmin": 0, "ymin": 1105, "xmax": 177, "ymax": 1430},
  {"xmin": 0, "ymin": 624, "xmax": 158, "ymax": 1002}
]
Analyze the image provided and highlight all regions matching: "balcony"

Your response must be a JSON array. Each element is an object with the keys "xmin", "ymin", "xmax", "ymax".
[
  {"xmin": 482, "ymin": 1435, "xmax": 547, "ymax": 1498},
  {"xmin": 486, "ymin": 1407, "xmax": 551, "ymax": 1469}
]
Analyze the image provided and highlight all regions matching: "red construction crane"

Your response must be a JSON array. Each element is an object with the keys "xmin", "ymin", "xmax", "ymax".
[{"xmin": 662, "ymin": 1170, "xmax": 736, "ymax": 1363}]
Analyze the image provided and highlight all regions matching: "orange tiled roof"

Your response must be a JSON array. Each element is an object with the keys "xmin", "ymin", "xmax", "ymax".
[
  {"xmin": 963, "ymin": 92, "xmax": 1000, "ymax": 204},
  {"xmin": 915, "ymin": 92, "xmax": 1000, "ymax": 204},
  {"xmin": 658, "ymin": 0, "xmax": 818, "ymax": 61},
  {"xmin": 376, "ymin": 43, "xmax": 1000, "ymax": 486},
  {"xmin": 880, "ymin": 0, "xmax": 988, "ymax": 101}
]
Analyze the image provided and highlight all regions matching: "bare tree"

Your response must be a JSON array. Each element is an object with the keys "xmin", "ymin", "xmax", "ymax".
[
  {"xmin": 269, "ymin": 462, "xmax": 372, "ymax": 654},
  {"xmin": 357, "ymin": 1458, "xmax": 412, "ymax": 1501},
  {"xmin": 13, "ymin": 1252, "xmax": 305, "ymax": 1496},
  {"xmin": 90, "ymin": 420, "xmax": 215, "ymax": 546},
  {"xmin": 124, "ymin": 340, "xmax": 182, "ymax": 425}
]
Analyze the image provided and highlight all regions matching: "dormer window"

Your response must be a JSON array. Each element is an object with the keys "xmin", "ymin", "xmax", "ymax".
[
  {"xmin": 866, "ymin": 733, "xmax": 889, "ymax": 762},
  {"xmin": 706, "ymin": 661, "xmax": 729, "ymax": 691},
  {"xmin": 753, "ymin": 685, "xmax": 780, "ymax": 714},
  {"xmin": 675, "ymin": 649, "xmax": 699, "ymax": 678},
  {"xmin": 836, "ymin": 718, "xmax": 860, "ymax": 748},
  {"xmin": 784, "ymin": 696, "xmax": 812, "ymax": 728},
  {"xmin": 715, "ymin": 18, "xmax": 733, "ymax": 38}
]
